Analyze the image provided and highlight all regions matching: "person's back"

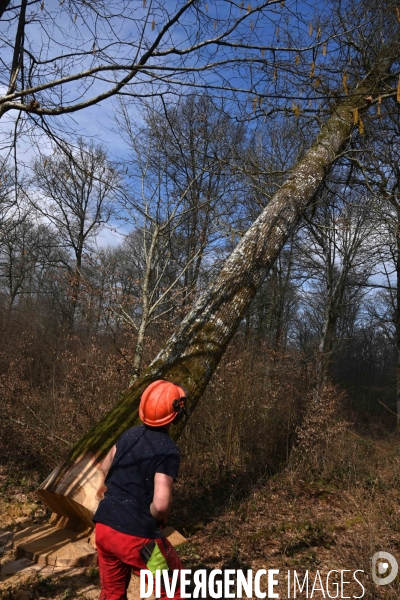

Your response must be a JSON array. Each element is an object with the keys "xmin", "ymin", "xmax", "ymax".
[{"xmin": 93, "ymin": 424, "xmax": 180, "ymax": 538}]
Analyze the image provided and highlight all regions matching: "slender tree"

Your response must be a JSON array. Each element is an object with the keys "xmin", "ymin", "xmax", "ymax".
[
  {"xmin": 31, "ymin": 140, "xmax": 119, "ymax": 327},
  {"xmin": 0, "ymin": 212, "xmax": 60, "ymax": 309},
  {"xmin": 297, "ymin": 184, "xmax": 377, "ymax": 382},
  {"xmin": 350, "ymin": 102, "xmax": 400, "ymax": 425}
]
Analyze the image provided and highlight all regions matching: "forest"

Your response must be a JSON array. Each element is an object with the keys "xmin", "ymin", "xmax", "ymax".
[{"xmin": 1, "ymin": 0, "xmax": 400, "ymax": 598}]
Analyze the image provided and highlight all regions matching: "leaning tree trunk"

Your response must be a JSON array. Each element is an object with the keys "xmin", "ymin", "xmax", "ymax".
[{"xmin": 37, "ymin": 51, "xmax": 398, "ymax": 529}]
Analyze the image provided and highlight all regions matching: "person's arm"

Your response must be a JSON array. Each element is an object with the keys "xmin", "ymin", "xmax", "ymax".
[
  {"xmin": 150, "ymin": 472, "xmax": 174, "ymax": 522},
  {"xmin": 100, "ymin": 445, "xmax": 117, "ymax": 478}
]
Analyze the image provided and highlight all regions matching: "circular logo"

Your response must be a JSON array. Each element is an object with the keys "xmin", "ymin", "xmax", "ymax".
[{"xmin": 372, "ymin": 552, "xmax": 398, "ymax": 585}]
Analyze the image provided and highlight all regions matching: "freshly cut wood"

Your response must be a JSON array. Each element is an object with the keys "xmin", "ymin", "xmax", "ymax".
[
  {"xmin": 37, "ymin": 46, "xmax": 399, "ymax": 527},
  {"xmin": 14, "ymin": 524, "xmax": 96, "ymax": 567},
  {"xmin": 14, "ymin": 523, "xmax": 187, "ymax": 568},
  {"xmin": 38, "ymin": 451, "xmax": 103, "ymax": 529},
  {"xmin": 161, "ymin": 526, "xmax": 187, "ymax": 547}
]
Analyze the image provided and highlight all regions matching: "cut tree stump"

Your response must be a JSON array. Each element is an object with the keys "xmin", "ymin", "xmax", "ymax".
[
  {"xmin": 13, "ymin": 524, "xmax": 186, "ymax": 568},
  {"xmin": 14, "ymin": 524, "xmax": 96, "ymax": 568}
]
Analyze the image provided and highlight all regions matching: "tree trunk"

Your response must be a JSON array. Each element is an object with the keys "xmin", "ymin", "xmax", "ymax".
[
  {"xmin": 69, "ymin": 246, "xmax": 83, "ymax": 330},
  {"xmin": 316, "ymin": 294, "xmax": 338, "ymax": 389},
  {"xmin": 396, "ymin": 207, "xmax": 400, "ymax": 429},
  {"xmin": 129, "ymin": 226, "xmax": 159, "ymax": 385},
  {"xmin": 37, "ymin": 53, "xmax": 397, "ymax": 528}
]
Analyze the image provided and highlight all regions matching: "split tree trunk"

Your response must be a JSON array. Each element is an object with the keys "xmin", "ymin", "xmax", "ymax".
[{"xmin": 38, "ymin": 52, "xmax": 398, "ymax": 528}]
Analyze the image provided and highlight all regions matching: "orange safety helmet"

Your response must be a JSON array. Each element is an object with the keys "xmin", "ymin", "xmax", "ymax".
[{"xmin": 139, "ymin": 380, "xmax": 187, "ymax": 427}]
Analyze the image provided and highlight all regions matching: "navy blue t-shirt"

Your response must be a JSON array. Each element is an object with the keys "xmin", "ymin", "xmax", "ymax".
[{"xmin": 93, "ymin": 425, "xmax": 180, "ymax": 538}]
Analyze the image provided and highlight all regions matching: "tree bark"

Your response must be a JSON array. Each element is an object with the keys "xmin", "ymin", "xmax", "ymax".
[
  {"xmin": 37, "ymin": 51, "xmax": 398, "ymax": 527},
  {"xmin": 396, "ymin": 206, "xmax": 400, "ymax": 429},
  {"xmin": 317, "ymin": 274, "xmax": 342, "ymax": 381},
  {"xmin": 129, "ymin": 226, "xmax": 159, "ymax": 385}
]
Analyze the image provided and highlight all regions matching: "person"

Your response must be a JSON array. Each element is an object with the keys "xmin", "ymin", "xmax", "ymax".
[{"xmin": 93, "ymin": 379, "xmax": 187, "ymax": 600}]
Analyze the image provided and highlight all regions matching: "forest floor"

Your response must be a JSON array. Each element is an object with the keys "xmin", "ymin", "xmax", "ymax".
[{"xmin": 1, "ymin": 421, "xmax": 400, "ymax": 599}]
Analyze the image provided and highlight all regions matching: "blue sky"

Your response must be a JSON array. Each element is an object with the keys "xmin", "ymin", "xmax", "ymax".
[{"xmin": 0, "ymin": 0, "xmax": 375, "ymax": 248}]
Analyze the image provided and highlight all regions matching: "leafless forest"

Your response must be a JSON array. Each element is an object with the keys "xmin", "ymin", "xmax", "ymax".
[{"xmin": 2, "ymin": 0, "xmax": 400, "ymax": 597}]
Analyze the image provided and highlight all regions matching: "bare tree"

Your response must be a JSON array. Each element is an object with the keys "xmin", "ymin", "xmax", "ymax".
[
  {"xmin": 0, "ymin": 157, "xmax": 20, "ymax": 231},
  {"xmin": 106, "ymin": 213, "xmax": 204, "ymax": 385},
  {"xmin": 141, "ymin": 96, "xmax": 246, "ymax": 300},
  {"xmin": 103, "ymin": 95, "xmax": 246, "ymax": 382},
  {"xmin": 31, "ymin": 139, "xmax": 119, "ymax": 326},
  {"xmin": 296, "ymin": 184, "xmax": 378, "ymax": 384},
  {"xmin": 0, "ymin": 211, "xmax": 61, "ymax": 309},
  {"xmin": 348, "ymin": 101, "xmax": 400, "ymax": 425}
]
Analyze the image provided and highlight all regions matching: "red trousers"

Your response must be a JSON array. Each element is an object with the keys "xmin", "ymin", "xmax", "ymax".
[{"xmin": 96, "ymin": 523, "xmax": 183, "ymax": 600}]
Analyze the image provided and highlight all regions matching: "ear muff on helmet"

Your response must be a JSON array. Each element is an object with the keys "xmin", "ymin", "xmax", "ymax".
[{"xmin": 172, "ymin": 397, "xmax": 187, "ymax": 424}]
